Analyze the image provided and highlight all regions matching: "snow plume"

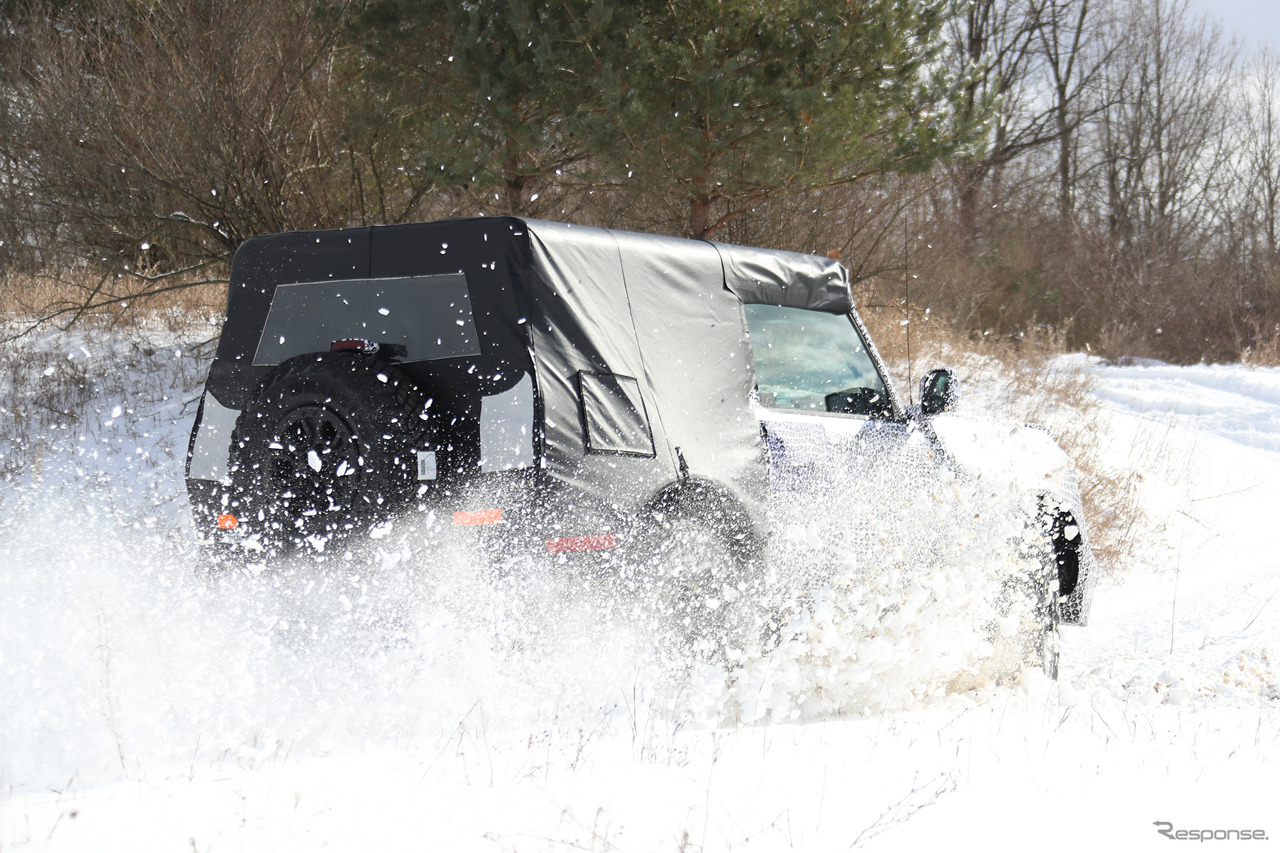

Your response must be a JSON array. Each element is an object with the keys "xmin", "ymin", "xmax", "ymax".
[
  {"xmin": 717, "ymin": 456, "xmax": 1046, "ymax": 723},
  {"xmin": 0, "ymin": 495, "xmax": 668, "ymax": 792},
  {"xmin": 1, "ymin": 321, "xmax": 1052, "ymax": 797}
]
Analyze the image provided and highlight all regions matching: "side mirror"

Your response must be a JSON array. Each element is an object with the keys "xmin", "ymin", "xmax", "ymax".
[
  {"xmin": 825, "ymin": 386, "xmax": 892, "ymax": 419},
  {"xmin": 919, "ymin": 368, "xmax": 958, "ymax": 416}
]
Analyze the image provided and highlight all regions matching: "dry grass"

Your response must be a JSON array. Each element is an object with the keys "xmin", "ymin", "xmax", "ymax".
[
  {"xmin": 1, "ymin": 324, "xmax": 214, "ymax": 479},
  {"xmin": 1, "ymin": 267, "xmax": 222, "ymax": 479},
  {"xmin": 1241, "ymin": 320, "xmax": 1280, "ymax": 367},
  {"xmin": 0, "ymin": 268, "xmax": 228, "ymax": 338},
  {"xmin": 0, "ymin": 344, "xmax": 93, "ymax": 479}
]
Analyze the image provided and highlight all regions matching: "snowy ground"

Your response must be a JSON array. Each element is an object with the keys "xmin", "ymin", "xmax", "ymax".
[{"xmin": 1, "ymin": 323, "xmax": 1277, "ymax": 851}]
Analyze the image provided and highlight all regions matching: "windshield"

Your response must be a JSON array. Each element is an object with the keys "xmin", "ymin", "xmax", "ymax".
[{"xmin": 743, "ymin": 304, "xmax": 891, "ymax": 417}]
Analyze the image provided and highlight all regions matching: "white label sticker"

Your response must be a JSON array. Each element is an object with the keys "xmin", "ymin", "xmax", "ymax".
[{"xmin": 417, "ymin": 450, "xmax": 437, "ymax": 481}]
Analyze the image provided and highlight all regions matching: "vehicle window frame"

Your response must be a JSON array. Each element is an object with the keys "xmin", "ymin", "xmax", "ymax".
[
  {"xmin": 741, "ymin": 303, "xmax": 905, "ymax": 422},
  {"xmin": 576, "ymin": 370, "xmax": 658, "ymax": 458}
]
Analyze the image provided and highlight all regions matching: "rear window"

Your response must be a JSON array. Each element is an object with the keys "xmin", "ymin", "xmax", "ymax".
[
  {"xmin": 743, "ymin": 304, "xmax": 890, "ymax": 417},
  {"xmin": 577, "ymin": 372, "xmax": 656, "ymax": 457}
]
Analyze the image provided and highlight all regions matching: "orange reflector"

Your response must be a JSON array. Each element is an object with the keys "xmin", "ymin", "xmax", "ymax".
[
  {"xmin": 453, "ymin": 508, "xmax": 503, "ymax": 526},
  {"xmin": 216, "ymin": 513, "xmax": 239, "ymax": 530},
  {"xmin": 546, "ymin": 534, "xmax": 617, "ymax": 554}
]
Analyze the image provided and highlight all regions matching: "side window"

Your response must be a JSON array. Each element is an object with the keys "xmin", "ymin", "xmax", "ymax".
[
  {"xmin": 577, "ymin": 372, "xmax": 656, "ymax": 457},
  {"xmin": 743, "ymin": 304, "xmax": 892, "ymax": 418}
]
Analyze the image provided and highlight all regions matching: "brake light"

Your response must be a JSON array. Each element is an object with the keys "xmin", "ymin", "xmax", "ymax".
[
  {"xmin": 217, "ymin": 513, "xmax": 239, "ymax": 530},
  {"xmin": 546, "ymin": 534, "xmax": 617, "ymax": 554},
  {"xmin": 330, "ymin": 339, "xmax": 378, "ymax": 353},
  {"xmin": 453, "ymin": 508, "xmax": 503, "ymax": 526}
]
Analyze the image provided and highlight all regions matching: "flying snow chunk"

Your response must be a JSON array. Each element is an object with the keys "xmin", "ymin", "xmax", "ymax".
[
  {"xmin": 110, "ymin": 405, "xmax": 123, "ymax": 419},
  {"xmin": 307, "ymin": 449, "xmax": 322, "ymax": 472}
]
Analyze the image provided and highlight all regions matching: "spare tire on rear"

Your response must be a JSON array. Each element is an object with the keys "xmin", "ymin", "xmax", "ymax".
[{"xmin": 230, "ymin": 354, "xmax": 429, "ymax": 551}]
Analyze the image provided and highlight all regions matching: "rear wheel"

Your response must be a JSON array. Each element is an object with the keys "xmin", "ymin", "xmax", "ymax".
[
  {"xmin": 231, "ymin": 355, "xmax": 428, "ymax": 553},
  {"xmin": 630, "ymin": 488, "xmax": 764, "ymax": 660}
]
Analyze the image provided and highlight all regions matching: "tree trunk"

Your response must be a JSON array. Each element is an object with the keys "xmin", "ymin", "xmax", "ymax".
[{"xmin": 689, "ymin": 168, "xmax": 713, "ymax": 238}]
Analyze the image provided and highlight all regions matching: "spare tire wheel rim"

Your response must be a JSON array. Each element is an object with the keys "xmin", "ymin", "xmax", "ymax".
[{"xmin": 268, "ymin": 403, "xmax": 361, "ymax": 516}]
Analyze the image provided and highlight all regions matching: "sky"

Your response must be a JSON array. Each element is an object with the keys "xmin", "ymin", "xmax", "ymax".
[{"xmin": 1186, "ymin": 0, "xmax": 1280, "ymax": 54}]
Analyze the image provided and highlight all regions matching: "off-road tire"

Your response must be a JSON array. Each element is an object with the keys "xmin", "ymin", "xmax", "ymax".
[
  {"xmin": 985, "ymin": 514, "xmax": 1063, "ymax": 683},
  {"xmin": 1024, "ymin": 563, "xmax": 1061, "ymax": 680},
  {"xmin": 230, "ymin": 355, "xmax": 429, "ymax": 552},
  {"xmin": 630, "ymin": 488, "xmax": 764, "ymax": 660}
]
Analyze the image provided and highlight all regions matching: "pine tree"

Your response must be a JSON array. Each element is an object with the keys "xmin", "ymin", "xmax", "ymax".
[
  {"xmin": 334, "ymin": 0, "xmax": 982, "ymax": 234},
  {"xmin": 332, "ymin": 0, "xmax": 594, "ymax": 215},
  {"xmin": 570, "ymin": 0, "xmax": 982, "ymax": 238}
]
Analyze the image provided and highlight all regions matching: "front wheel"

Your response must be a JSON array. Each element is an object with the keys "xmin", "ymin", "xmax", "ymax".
[
  {"xmin": 1023, "ymin": 566, "xmax": 1060, "ymax": 680},
  {"xmin": 983, "ymin": 548, "xmax": 1061, "ymax": 684}
]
